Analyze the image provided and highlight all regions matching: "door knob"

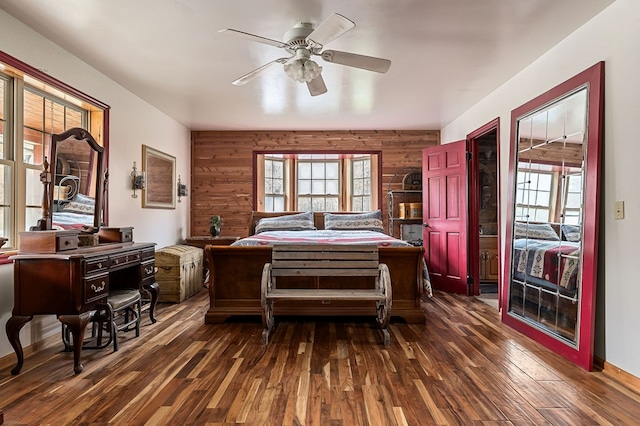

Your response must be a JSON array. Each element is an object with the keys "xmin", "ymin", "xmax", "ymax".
[{"xmin": 423, "ymin": 223, "xmax": 430, "ymax": 228}]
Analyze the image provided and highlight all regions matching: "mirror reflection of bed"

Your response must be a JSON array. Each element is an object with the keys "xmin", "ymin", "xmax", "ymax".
[
  {"xmin": 50, "ymin": 133, "xmax": 100, "ymax": 231},
  {"xmin": 507, "ymin": 87, "xmax": 587, "ymax": 343}
]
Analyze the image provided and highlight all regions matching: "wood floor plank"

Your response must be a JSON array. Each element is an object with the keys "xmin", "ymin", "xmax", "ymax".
[{"xmin": 2, "ymin": 289, "xmax": 640, "ymax": 425}]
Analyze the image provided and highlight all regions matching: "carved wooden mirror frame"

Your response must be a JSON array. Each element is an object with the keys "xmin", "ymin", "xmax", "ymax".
[{"xmin": 31, "ymin": 127, "xmax": 105, "ymax": 232}]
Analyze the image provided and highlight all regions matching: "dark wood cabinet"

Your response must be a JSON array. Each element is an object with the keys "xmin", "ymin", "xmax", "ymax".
[
  {"xmin": 184, "ymin": 236, "xmax": 240, "ymax": 248},
  {"xmin": 7, "ymin": 242, "xmax": 158, "ymax": 375},
  {"xmin": 479, "ymin": 236, "xmax": 499, "ymax": 282}
]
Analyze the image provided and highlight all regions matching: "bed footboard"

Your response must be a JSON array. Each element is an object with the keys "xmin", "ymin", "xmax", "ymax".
[{"xmin": 204, "ymin": 245, "xmax": 426, "ymax": 324}]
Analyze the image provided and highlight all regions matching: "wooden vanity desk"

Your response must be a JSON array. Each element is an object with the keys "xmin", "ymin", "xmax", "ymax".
[{"xmin": 7, "ymin": 242, "xmax": 159, "ymax": 375}]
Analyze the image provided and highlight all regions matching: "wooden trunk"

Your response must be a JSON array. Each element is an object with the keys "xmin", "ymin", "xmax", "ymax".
[
  {"xmin": 204, "ymin": 245, "xmax": 426, "ymax": 324},
  {"xmin": 155, "ymin": 245, "xmax": 204, "ymax": 303}
]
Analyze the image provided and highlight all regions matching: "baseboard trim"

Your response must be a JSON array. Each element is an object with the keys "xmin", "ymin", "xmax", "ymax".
[
  {"xmin": 596, "ymin": 356, "xmax": 640, "ymax": 392},
  {"xmin": 0, "ymin": 333, "xmax": 59, "ymax": 372}
]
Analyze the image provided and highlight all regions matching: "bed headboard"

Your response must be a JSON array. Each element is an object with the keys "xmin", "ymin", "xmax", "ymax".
[{"xmin": 248, "ymin": 211, "xmax": 363, "ymax": 235}]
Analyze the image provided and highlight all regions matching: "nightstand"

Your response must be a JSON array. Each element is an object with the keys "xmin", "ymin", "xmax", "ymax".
[{"xmin": 184, "ymin": 236, "xmax": 240, "ymax": 248}]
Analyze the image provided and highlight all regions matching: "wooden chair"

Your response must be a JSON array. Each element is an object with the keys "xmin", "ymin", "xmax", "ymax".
[{"xmin": 261, "ymin": 244, "xmax": 392, "ymax": 345}]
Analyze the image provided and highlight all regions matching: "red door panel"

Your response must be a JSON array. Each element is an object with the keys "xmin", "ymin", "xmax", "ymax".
[{"xmin": 422, "ymin": 141, "xmax": 469, "ymax": 294}]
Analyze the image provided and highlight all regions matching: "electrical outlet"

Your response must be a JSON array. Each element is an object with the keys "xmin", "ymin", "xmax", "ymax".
[{"xmin": 614, "ymin": 201, "xmax": 625, "ymax": 220}]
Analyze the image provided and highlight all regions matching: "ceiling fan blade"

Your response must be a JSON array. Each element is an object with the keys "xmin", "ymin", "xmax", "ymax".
[
  {"xmin": 232, "ymin": 58, "xmax": 289, "ymax": 85},
  {"xmin": 321, "ymin": 50, "xmax": 391, "ymax": 73},
  {"xmin": 219, "ymin": 29, "xmax": 287, "ymax": 48},
  {"xmin": 307, "ymin": 75, "xmax": 328, "ymax": 96},
  {"xmin": 305, "ymin": 13, "xmax": 355, "ymax": 48}
]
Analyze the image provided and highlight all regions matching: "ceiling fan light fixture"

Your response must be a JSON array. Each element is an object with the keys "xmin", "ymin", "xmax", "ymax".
[{"xmin": 284, "ymin": 59, "xmax": 322, "ymax": 83}]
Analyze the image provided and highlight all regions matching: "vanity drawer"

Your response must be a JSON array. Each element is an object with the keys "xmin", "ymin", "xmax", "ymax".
[
  {"xmin": 84, "ymin": 273, "xmax": 109, "ymax": 304},
  {"xmin": 84, "ymin": 256, "xmax": 109, "ymax": 275},
  {"xmin": 99, "ymin": 227, "xmax": 133, "ymax": 243},
  {"xmin": 141, "ymin": 259, "xmax": 155, "ymax": 280},
  {"xmin": 57, "ymin": 234, "xmax": 79, "ymax": 251},
  {"xmin": 140, "ymin": 247, "xmax": 155, "ymax": 261},
  {"xmin": 109, "ymin": 250, "xmax": 141, "ymax": 269}
]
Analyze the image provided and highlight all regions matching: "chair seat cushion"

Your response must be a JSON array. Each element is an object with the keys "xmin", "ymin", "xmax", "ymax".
[{"xmin": 108, "ymin": 289, "xmax": 141, "ymax": 309}]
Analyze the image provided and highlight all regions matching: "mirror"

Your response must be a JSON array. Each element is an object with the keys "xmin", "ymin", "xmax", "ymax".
[
  {"xmin": 502, "ymin": 62, "xmax": 604, "ymax": 370},
  {"xmin": 34, "ymin": 128, "xmax": 105, "ymax": 231}
]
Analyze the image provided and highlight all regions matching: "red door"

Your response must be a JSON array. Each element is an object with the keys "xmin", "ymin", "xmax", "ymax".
[{"xmin": 422, "ymin": 141, "xmax": 469, "ymax": 294}]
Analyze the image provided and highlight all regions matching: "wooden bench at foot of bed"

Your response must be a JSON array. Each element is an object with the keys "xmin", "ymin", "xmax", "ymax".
[
  {"xmin": 204, "ymin": 245, "xmax": 426, "ymax": 324},
  {"xmin": 261, "ymin": 244, "xmax": 392, "ymax": 345}
]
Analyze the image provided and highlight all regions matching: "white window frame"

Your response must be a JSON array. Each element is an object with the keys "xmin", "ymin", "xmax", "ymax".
[
  {"xmin": 1, "ymin": 53, "xmax": 108, "ymax": 254},
  {"xmin": 256, "ymin": 152, "xmax": 379, "ymax": 212}
]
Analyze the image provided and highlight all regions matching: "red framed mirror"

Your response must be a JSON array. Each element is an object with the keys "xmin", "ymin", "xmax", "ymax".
[{"xmin": 501, "ymin": 62, "xmax": 604, "ymax": 370}]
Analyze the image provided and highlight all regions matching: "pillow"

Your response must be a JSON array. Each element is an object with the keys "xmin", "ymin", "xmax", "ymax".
[
  {"xmin": 73, "ymin": 193, "xmax": 96, "ymax": 205},
  {"xmin": 254, "ymin": 211, "xmax": 316, "ymax": 234},
  {"xmin": 324, "ymin": 210, "xmax": 384, "ymax": 233},
  {"xmin": 561, "ymin": 224, "xmax": 581, "ymax": 242},
  {"xmin": 513, "ymin": 222, "xmax": 559, "ymax": 241},
  {"xmin": 62, "ymin": 201, "xmax": 95, "ymax": 215}
]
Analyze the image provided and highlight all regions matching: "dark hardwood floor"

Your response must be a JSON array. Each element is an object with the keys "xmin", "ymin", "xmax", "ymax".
[{"xmin": 1, "ymin": 289, "xmax": 640, "ymax": 425}]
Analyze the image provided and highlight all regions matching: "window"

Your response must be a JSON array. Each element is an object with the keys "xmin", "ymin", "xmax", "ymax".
[
  {"xmin": 1, "ymin": 52, "xmax": 108, "ymax": 252},
  {"xmin": 515, "ymin": 166, "xmax": 582, "ymax": 224},
  {"xmin": 561, "ymin": 172, "xmax": 583, "ymax": 225},
  {"xmin": 515, "ymin": 169, "xmax": 554, "ymax": 222},
  {"xmin": 351, "ymin": 155, "xmax": 371, "ymax": 211},
  {"xmin": 264, "ymin": 156, "xmax": 285, "ymax": 211},
  {"xmin": 256, "ymin": 152, "xmax": 379, "ymax": 212},
  {"xmin": 297, "ymin": 155, "xmax": 340, "ymax": 211}
]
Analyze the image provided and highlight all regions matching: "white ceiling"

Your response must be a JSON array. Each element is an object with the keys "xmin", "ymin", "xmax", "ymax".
[{"xmin": 1, "ymin": 0, "xmax": 614, "ymax": 131}]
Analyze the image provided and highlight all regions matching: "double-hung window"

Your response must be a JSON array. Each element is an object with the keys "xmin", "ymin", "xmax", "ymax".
[{"xmin": 256, "ymin": 152, "xmax": 379, "ymax": 212}]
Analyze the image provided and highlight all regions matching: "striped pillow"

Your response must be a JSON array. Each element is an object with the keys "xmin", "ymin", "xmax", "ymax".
[
  {"xmin": 254, "ymin": 211, "xmax": 316, "ymax": 234},
  {"xmin": 324, "ymin": 210, "xmax": 384, "ymax": 233},
  {"xmin": 514, "ymin": 222, "xmax": 559, "ymax": 241}
]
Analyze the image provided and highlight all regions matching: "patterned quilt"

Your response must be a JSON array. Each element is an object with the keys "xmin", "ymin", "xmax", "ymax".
[
  {"xmin": 232, "ymin": 230, "xmax": 433, "ymax": 297},
  {"xmin": 52, "ymin": 211, "xmax": 94, "ymax": 230},
  {"xmin": 514, "ymin": 238, "xmax": 580, "ymax": 292}
]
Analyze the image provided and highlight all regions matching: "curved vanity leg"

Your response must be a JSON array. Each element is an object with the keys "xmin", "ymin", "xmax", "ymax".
[
  {"xmin": 143, "ymin": 282, "xmax": 160, "ymax": 323},
  {"xmin": 6, "ymin": 315, "xmax": 33, "ymax": 375},
  {"xmin": 58, "ymin": 312, "xmax": 92, "ymax": 375}
]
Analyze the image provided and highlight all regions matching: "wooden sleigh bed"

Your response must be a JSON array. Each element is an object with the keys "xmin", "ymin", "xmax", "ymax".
[{"xmin": 204, "ymin": 211, "xmax": 428, "ymax": 324}]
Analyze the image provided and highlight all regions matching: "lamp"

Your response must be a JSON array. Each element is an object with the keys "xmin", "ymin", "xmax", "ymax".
[
  {"xmin": 283, "ymin": 49, "xmax": 322, "ymax": 83},
  {"xmin": 131, "ymin": 161, "xmax": 145, "ymax": 198}
]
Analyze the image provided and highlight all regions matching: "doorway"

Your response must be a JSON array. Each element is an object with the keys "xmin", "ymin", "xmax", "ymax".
[{"xmin": 468, "ymin": 119, "xmax": 500, "ymax": 306}]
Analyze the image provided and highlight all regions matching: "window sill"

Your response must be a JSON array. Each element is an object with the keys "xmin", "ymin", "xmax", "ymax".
[{"xmin": 0, "ymin": 251, "xmax": 17, "ymax": 265}]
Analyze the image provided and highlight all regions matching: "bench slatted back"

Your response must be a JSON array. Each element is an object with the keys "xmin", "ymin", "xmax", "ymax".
[{"xmin": 271, "ymin": 244, "xmax": 379, "ymax": 277}]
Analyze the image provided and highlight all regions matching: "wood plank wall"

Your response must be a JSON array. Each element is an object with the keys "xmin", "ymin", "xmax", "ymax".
[{"xmin": 190, "ymin": 130, "xmax": 439, "ymax": 238}]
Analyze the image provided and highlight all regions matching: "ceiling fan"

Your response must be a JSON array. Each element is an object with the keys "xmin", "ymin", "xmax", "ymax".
[{"xmin": 219, "ymin": 13, "xmax": 391, "ymax": 96}]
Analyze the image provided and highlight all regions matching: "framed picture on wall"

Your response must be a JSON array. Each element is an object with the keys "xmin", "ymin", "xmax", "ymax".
[{"xmin": 142, "ymin": 145, "xmax": 176, "ymax": 209}]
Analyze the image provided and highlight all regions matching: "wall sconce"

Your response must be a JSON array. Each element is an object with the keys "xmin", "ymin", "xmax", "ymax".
[
  {"xmin": 131, "ymin": 161, "xmax": 146, "ymax": 198},
  {"xmin": 177, "ymin": 175, "xmax": 188, "ymax": 203}
]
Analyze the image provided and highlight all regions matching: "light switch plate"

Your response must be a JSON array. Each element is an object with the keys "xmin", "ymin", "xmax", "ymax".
[{"xmin": 614, "ymin": 201, "xmax": 625, "ymax": 220}]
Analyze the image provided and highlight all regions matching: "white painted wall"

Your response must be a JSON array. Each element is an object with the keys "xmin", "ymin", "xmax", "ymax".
[
  {"xmin": 441, "ymin": 0, "xmax": 640, "ymax": 377},
  {"xmin": 0, "ymin": 10, "xmax": 191, "ymax": 360}
]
